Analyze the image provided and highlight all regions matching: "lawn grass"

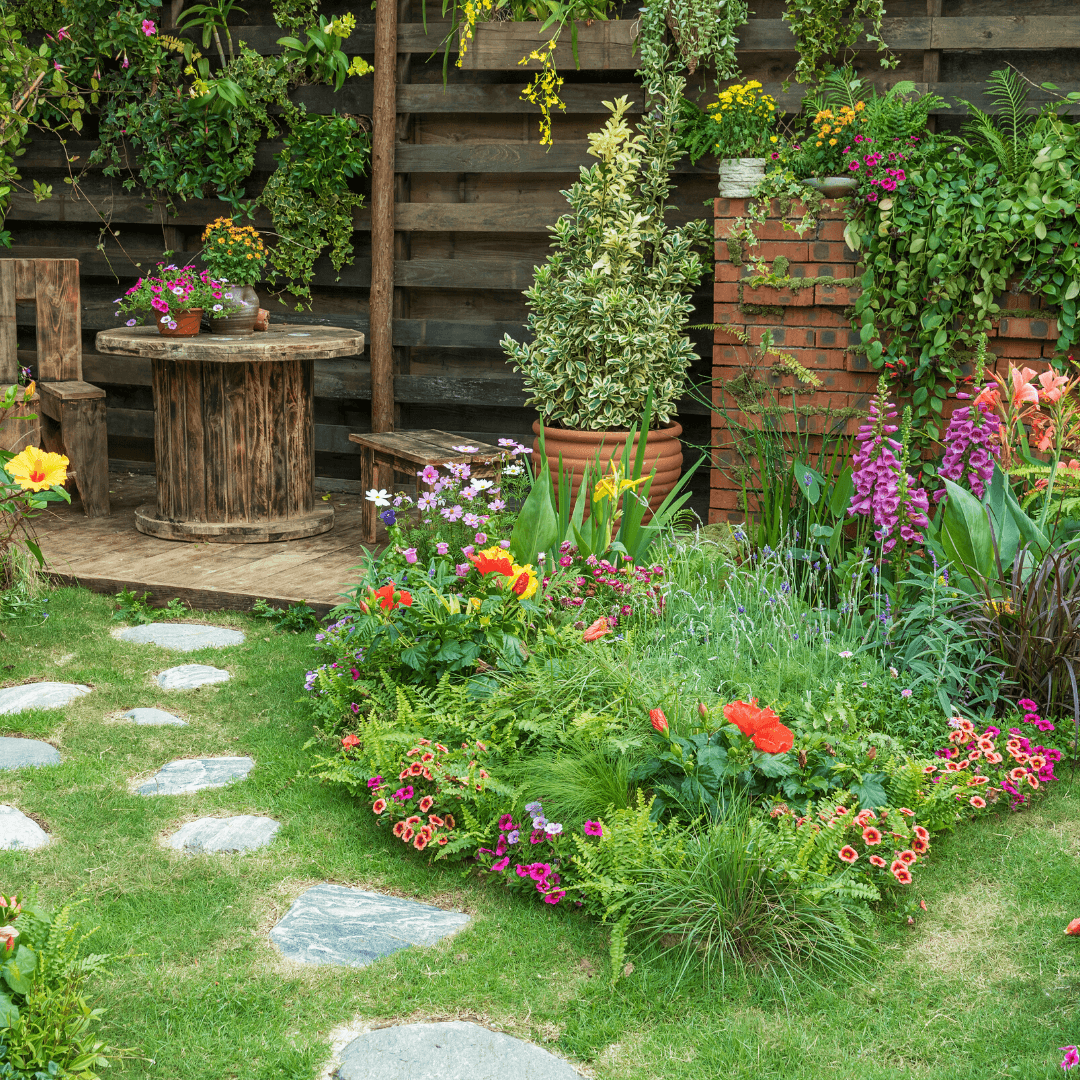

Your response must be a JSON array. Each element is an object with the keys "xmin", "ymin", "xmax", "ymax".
[{"xmin": 0, "ymin": 586, "xmax": 1077, "ymax": 1080}]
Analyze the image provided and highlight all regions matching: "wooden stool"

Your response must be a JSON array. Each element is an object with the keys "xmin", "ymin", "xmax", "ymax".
[
  {"xmin": 38, "ymin": 381, "xmax": 110, "ymax": 518},
  {"xmin": 349, "ymin": 429, "xmax": 502, "ymax": 544}
]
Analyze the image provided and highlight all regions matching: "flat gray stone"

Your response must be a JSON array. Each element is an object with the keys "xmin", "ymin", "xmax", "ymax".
[
  {"xmin": 121, "ymin": 708, "xmax": 188, "ymax": 727},
  {"xmin": 270, "ymin": 884, "xmax": 470, "ymax": 968},
  {"xmin": 0, "ymin": 682, "xmax": 90, "ymax": 716},
  {"xmin": 0, "ymin": 738, "xmax": 60, "ymax": 770},
  {"xmin": 116, "ymin": 623, "xmax": 245, "ymax": 652},
  {"xmin": 167, "ymin": 815, "xmax": 279, "ymax": 853},
  {"xmin": 155, "ymin": 664, "xmax": 230, "ymax": 691},
  {"xmin": 0, "ymin": 805, "xmax": 49, "ymax": 851},
  {"xmin": 336, "ymin": 1021, "xmax": 583, "ymax": 1080},
  {"xmin": 137, "ymin": 757, "xmax": 254, "ymax": 796}
]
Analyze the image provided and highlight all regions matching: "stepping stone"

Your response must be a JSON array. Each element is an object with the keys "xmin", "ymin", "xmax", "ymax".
[
  {"xmin": 0, "ymin": 682, "xmax": 90, "ymax": 716},
  {"xmin": 269, "ymin": 884, "xmax": 469, "ymax": 968},
  {"xmin": 0, "ymin": 738, "xmax": 60, "ymax": 770},
  {"xmin": 336, "ymin": 1021, "xmax": 584, "ymax": 1080},
  {"xmin": 0, "ymin": 806, "xmax": 50, "ymax": 851},
  {"xmin": 167, "ymin": 815, "xmax": 279, "ymax": 853},
  {"xmin": 137, "ymin": 757, "xmax": 254, "ymax": 796},
  {"xmin": 115, "ymin": 623, "xmax": 245, "ymax": 652},
  {"xmin": 155, "ymin": 665, "xmax": 230, "ymax": 691},
  {"xmin": 120, "ymin": 708, "xmax": 188, "ymax": 727}
]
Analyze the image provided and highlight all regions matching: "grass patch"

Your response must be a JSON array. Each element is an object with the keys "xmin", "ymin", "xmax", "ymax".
[{"xmin": 0, "ymin": 588, "xmax": 1077, "ymax": 1079}]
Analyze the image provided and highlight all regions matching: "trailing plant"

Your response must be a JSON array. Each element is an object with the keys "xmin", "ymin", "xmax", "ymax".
[
  {"xmin": 259, "ymin": 107, "xmax": 370, "ymax": 306},
  {"xmin": 660, "ymin": 0, "xmax": 746, "ymax": 82},
  {"xmin": 502, "ymin": 93, "xmax": 710, "ymax": 430},
  {"xmin": 276, "ymin": 14, "xmax": 372, "ymax": 92},
  {"xmin": 781, "ymin": 0, "xmax": 896, "ymax": 89}
]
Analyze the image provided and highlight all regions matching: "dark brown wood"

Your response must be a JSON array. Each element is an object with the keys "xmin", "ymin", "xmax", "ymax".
[
  {"xmin": 394, "ymin": 142, "xmax": 718, "ymax": 173},
  {"xmin": 0, "ymin": 261, "xmax": 15, "ymax": 384},
  {"xmin": 459, "ymin": 19, "xmax": 640, "ymax": 71},
  {"xmin": 34, "ymin": 259, "xmax": 81, "ymax": 381},
  {"xmin": 95, "ymin": 324, "xmax": 365, "ymax": 361},
  {"xmin": 923, "ymin": 0, "xmax": 943, "ymax": 133},
  {"xmin": 369, "ymin": 0, "xmax": 397, "ymax": 435},
  {"xmin": 396, "ymin": 83, "xmax": 644, "ymax": 114}
]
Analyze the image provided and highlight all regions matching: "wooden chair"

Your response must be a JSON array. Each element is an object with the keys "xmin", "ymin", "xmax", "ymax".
[
  {"xmin": 348, "ymin": 429, "xmax": 502, "ymax": 544},
  {"xmin": 0, "ymin": 259, "xmax": 109, "ymax": 516}
]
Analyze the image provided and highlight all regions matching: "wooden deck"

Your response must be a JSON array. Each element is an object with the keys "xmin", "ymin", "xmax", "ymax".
[{"xmin": 35, "ymin": 471, "xmax": 377, "ymax": 615}]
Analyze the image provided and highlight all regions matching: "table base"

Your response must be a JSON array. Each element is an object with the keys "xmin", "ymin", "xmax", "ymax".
[{"xmin": 135, "ymin": 503, "xmax": 334, "ymax": 544}]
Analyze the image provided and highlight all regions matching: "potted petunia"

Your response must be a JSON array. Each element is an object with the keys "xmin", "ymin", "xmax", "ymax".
[
  {"xmin": 115, "ymin": 264, "xmax": 241, "ymax": 337},
  {"xmin": 199, "ymin": 217, "xmax": 268, "ymax": 335},
  {"xmin": 501, "ymin": 86, "xmax": 711, "ymax": 512}
]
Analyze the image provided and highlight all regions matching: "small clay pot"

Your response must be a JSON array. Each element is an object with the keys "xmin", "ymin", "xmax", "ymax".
[
  {"xmin": 208, "ymin": 284, "xmax": 260, "ymax": 336},
  {"xmin": 156, "ymin": 309, "xmax": 203, "ymax": 337},
  {"xmin": 532, "ymin": 420, "xmax": 684, "ymax": 516}
]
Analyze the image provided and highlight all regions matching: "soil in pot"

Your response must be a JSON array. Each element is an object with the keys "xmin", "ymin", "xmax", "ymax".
[
  {"xmin": 532, "ymin": 420, "xmax": 683, "ymax": 518},
  {"xmin": 157, "ymin": 309, "xmax": 203, "ymax": 337}
]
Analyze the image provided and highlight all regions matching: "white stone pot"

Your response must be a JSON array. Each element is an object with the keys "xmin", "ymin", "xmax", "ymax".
[{"xmin": 718, "ymin": 157, "xmax": 766, "ymax": 198}]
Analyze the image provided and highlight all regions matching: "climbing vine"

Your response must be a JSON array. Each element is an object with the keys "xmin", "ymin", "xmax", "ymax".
[{"xmin": 781, "ymin": 0, "xmax": 895, "ymax": 88}]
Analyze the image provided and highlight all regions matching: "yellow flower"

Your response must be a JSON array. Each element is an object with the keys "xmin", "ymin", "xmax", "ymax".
[
  {"xmin": 6, "ymin": 446, "xmax": 68, "ymax": 492},
  {"xmin": 829, "ymin": 138, "xmax": 837, "ymax": 145},
  {"xmin": 769, "ymin": 135, "xmax": 778, "ymax": 143},
  {"xmin": 508, "ymin": 563, "xmax": 538, "ymax": 600}
]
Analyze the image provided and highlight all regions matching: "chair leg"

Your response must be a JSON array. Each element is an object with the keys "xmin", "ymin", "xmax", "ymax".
[{"xmin": 62, "ymin": 397, "xmax": 110, "ymax": 517}]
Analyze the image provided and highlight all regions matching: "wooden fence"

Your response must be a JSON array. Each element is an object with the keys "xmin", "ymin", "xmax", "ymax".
[{"xmin": 7, "ymin": 0, "xmax": 1080, "ymax": 509}]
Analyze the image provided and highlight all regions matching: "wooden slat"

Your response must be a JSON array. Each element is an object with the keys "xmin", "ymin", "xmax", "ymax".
[
  {"xmin": 930, "ymin": 16, "xmax": 1080, "ymax": 49},
  {"xmin": 0, "ymin": 262, "xmax": 16, "ymax": 383},
  {"xmin": 460, "ymin": 20, "xmax": 639, "ymax": 71},
  {"xmin": 13, "ymin": 260, "xmax": 34, "ymax": 301},
  {"xmin": 397, "ymin": 82, "xmax": 644, "ymax": 114},
  {"xmin": 395, "ymin": 142, "xmax": 715, "ymax": 173},
  {"xmin": 34, "ymin": 259, "xmax": 81, "ymax": 381}
]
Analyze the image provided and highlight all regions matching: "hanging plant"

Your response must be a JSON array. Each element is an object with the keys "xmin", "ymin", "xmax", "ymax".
[
  {"xmin": 662, "ymin": 0, "xmax": 747, "ymax": 81},
  {"xmin": 782, "ymin": 0, "xmax": 896, "ymax": 88}
]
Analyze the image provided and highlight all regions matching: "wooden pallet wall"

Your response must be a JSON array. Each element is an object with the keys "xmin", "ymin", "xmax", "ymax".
[{"xmin": 6, "ymin": 1, "xmax": 1080, "ymax": 507}]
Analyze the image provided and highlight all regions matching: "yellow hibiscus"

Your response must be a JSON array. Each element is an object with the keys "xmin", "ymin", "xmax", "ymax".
[{"xmin": 5, "ymin": 446, "xmax": 68, "ymax": 492}]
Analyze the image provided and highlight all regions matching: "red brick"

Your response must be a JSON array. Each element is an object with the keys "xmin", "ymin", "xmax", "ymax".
[
  {"xmin": 1044, "ymin": 341, "xmax": 1063, "ymax": 358},
  {"xmin": 715, "ymin": 198, "xmax": 750, "ymax": 218},
  {"xmin": 713, "ymin": 345, "xmax": 742, "ymax": 364},
  {"xmin": 783, "ymin": 308, "xmax": 852, "ymax": 328},
  {"xmin": 714, "ymin": 218, "xmax": 738, "ymax": 240},
  {"xmin": 765, "ymin": 198, "xmax": 812, "ymax": 218},
  {"xmin": 745, "ymin": 325, "xmax": 816, "ymax": 348},
  {"xmin": 742, "ymin": 284, "xmax": 814, "ymax": 306},
  {"xmin": 999, "ymin": 291, "xmax": 1040, "ymax": 311},
  {"xmin": 715, "ymin": 262, "xmax": 749, "ymax": 282},
  {"xmin": 810, "ymin": 241, "xmax": 861, "ymax": 264},
  {"xmin": 995, "ymin": 316, "xmax": 1058, "ymax": 339},
  {"xmin": 753, "ymin": 219, "xmax": 817, "ymax": 241},
  {"xmin": 714, "ymin": 282, "xmax": 741, "ymax": 304},
  {"xmin": 781, "ymin": 263, "xmax": 856, "ymax": 280},
  {"xmin": 847, "ymin": 351, "xmax": 874, "ymax": 373},
  {"xmin": 778, "ymin": 346, "xmax": 851, "ymax": 371},
  {"xmin": 816, "ymin": 283, "xmax": 862, "ymax": 305},
  {"xmin": 713, "ymin": 303, "xmax": 742, "ymax": 325},
  {"xmin": 990, "ymin": 339, "xmax": 1050, "ymax": 359},
  {"xmin": 816, "ymin": 203, "xmax": 848, "ymax": 219},
  {"xmin": 816, "ymin": 220, "xmax": 847, "ymax": 242},
  {"xmin": 713, "ymin": 326, "xmax": 745, "ymax": 346},
  {"xmin": 750, "ymin": 240, "xmax": 810, "ymax": 262}
]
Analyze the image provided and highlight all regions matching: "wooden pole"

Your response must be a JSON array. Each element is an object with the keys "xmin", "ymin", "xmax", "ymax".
[{"xmin": 370, "ymin": 0, "xmax": 397, "ymax": 434}]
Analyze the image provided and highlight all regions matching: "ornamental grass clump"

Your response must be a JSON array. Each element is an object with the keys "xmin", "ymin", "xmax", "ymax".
[{"xmin": 502, "ymin": 91, "xmax": 711, "ymax": 431}]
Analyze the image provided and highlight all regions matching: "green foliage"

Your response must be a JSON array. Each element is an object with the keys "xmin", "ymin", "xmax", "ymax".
[
  {"xmin": 111, "ymin": 589, "xmax": 188, "ymax": 624},
  {"xmin": 676, "ymin": 80, "xmax": 778, "ymax": 164},
  {"xmin": 250, "ymin": 598, "xmax": 320, "ymax": 633},
  {"xmin": 781, "ymin": 0, "xmax": 896, "ymax": 89},
  {"xmin": 661, "ymin": 0, "xmax": 746, "ymax": 84},
  {"xmin": 502, "ymin": 91, "xmax": 710, "ymax": 431},
  {"xmin": 260, "ymin": 108, "xmax": 370, "ymax": 306},
  {"xmin": 276, "ymin": 14, "xmax": 370, "ymax": 93},
  {"xmin": 961, "ymin": 68, "xmax": 1038, "ymax": 183}
]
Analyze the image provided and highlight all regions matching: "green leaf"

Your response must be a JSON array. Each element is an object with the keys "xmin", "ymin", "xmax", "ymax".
[
  {"xmin": 2, "ymin": 946, "xmax": 36, "ymax": 996},
  {"xmin": 509, "ymin": 458, "xmax": 560, "ymax": 566},
  {"xmin": 850, "ymin": 771, "xmax": 888, "ymax": 809},
  {"xmin": 940, "ymin": 478, "xmax": 995, "ymax": 583},
  {"xmin": 0, "ymin": 992, "xmax": 17, "ymax": 1029}
]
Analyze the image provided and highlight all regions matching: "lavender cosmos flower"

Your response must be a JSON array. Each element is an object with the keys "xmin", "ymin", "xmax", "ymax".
[{"xmin": 848, "ymin": 379, "xmax": 930, "ymax": 553}]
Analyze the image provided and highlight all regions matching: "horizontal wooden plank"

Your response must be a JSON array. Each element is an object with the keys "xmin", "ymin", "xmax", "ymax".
[
  {"xmin": 460, "ymin": 20, "xmax": 639, "ymax": 71},
  {"xmin": 930, "ymin": 16, "xmax": 1080, "ymax": 49},
  {"xmin": 395, "ymin": 142, "xmax": 715, "ymax": 173},
  {"xmin": 397, "ymin": 82, "xmax": 644, "ymax": 114}
]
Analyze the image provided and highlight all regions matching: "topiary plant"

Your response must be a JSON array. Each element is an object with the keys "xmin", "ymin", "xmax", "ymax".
[{"xmin": 501, "ymin": 87, "xmax": 711, "ymax": 432}]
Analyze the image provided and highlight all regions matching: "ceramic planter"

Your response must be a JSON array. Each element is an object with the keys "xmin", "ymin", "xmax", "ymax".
[
  {"xmin": 208, "ymin": 284, "xmax": 260, "ymax": 336},
  {"xmin": 802, "ymin": 176, "xmax": 859, "ymax": 198},
  {"xmin": 719, "ymin": 158, "xmax": 766, "ymax": 198},
  {"xmin": 0, "ymin": 390, "xmax": 40, "ymax": 454},
  {"xmin": 532, "ymin": 420, "xmax": 683, "ymax": 516},
  {"xmin": 157, "ymin": 309, "xmax": 203, "ymax": 337}
]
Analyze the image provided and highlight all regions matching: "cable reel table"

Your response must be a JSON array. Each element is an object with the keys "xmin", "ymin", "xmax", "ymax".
[{"xmin": 95, "ymin": 324, "xmax": 365, "ymax": 543}]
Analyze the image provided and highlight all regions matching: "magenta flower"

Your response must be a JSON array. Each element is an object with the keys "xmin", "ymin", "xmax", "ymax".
[
  {"xmin": 490, "ymin": 857, "xmax": 509, "ymax": 873},
  {"xmin": 403, "ymin": 547, "xmax": 418, "ymax": 564},
  {"xmin": 934, "ymin": 393, "xmax": 998, "ymax": 502},
  {"xmin": 498, "ymin": 813, "xmax": 514, "ymax": 830},
  {"xmin": 1061, "ymin": 1046, "xmax": 1079, "ymax": 1072},
  {"xmin": 367, "ymin": 775, "xmax": 383, "ymax": 788},
  {"xmin": 543, "ymin": 890, "xmax": 566, "ymax": 904},
  {"xmin": 141, "ymin": 18, "xmax": 156, "ymax": 34},
  {"xmin": 436, "ymin": 542, "xmax": 449, "ymax": 555},
  {"xmin": 583, "ymin": 820, "xmax": 603, "ymax": 837}
]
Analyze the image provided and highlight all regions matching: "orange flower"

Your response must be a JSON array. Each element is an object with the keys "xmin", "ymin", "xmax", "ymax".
[
  {"xmin": 582, "ymin": 617, "xmax": 612, "ymax": 642},
  {"xmin": 969, "ymin": 795, "xmax": 987, "ymax": 808},
  {"xmin": 862, "ymin": 827, "xmax": 882, "ymax": 845},
  {"xmin": 469, "ymin": 548, "xmax": 514, "ymax": 577},
  {"xmin": 868, "ymin": 855, "xmax": 887, "ymax": 868},
  {"xmin": 392, "ymin": 821, "xmax": 405, "ymax": 837},
  {"xmin": 896, "ymin": 849, "xmax": 917, "ymax": 865},
  {"xmin": 342, "ymin": 733, "xmax": 360, "ymax": 750},
  {"xmin": 419, "ymin": 795, "xmax": 434, "ymax": 812},
  {"xmin": 372, "ymin": 798, "xmax": 387, "ymax": 814},
  {"xmin": 649, "ymin": 708, "xmax": 669, "ymax": 735},
  {"xmin": 838, "ymin": 846, "xmax": 858, "ymax": 863},
  {"xmin": 1065, "ymin": 918, "xmax": 1080, "ymax": 936},
  {"xmin": 913, "ymin": 825, "xmax": 929, "ymax": 842},
  {"xmin": 722, "ymin": 699, "xmax": 793, "ymax": 754},
  {"xmin": 892, "ymin": 864, "xmax": 912, "ymax": 885}
]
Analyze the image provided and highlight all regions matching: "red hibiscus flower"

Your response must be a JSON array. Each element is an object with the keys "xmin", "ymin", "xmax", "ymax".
[
  {"xmin": 341, "ymin": 733, "xmax": 360, "ymax": 750},
  {"xmin": 371, "ymin": 583, "xmax": 413, "ymax": 610},
  {"xmin": 469, "ymin": 550, "xmax": 514, "ymax": 577},
  {"xmin": 649, "ymin": 708, "xmax": 669, "ymax": 735}
]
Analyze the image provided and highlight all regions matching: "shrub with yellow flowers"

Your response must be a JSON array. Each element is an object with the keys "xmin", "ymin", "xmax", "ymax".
[
  {"xmin": 793, "ymin": 101, "xmax": 869, "ymax": 178},
  {"xmin": 200, "ymin": 217, "xmax": 269, "ymax": 285},
  {"xmin": 678, "ymin": 81, "xmax": 779, "ymax": 164}
]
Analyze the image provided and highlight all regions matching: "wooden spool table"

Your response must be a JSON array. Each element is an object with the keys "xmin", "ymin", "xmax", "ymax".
[{"xmin": 95, "ymin": 324, "xmax": 365, "ymax": 543}]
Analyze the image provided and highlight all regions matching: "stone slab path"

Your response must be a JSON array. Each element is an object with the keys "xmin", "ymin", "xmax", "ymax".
[
  {"xmin": 335, "ymin": 1021, "xmax": 584, "ymax": 1080},
  {"xmin": 121, "ymin": 708, "xmax": 188, "ymax": 727},
  {"xmin": 0, "ymin": 805, "xmax": 50, "ymax": 850},
  {"xmin": 155, "ymin": 665, "xmax": 230, "ymax": 691},
  {"xmin": 0, "ymin": 682, "xmax": 90, "ymax": 715},
  {"xmin": 137, "ymin": 757, "xmax": 254, "ymax": 796},
  {"xmin": 115, "ymin": 623, "xmax": 245, "ymax": 652},
  {"xmin": 0, "ymin": 738, "xmax": 60, "ymax": 770},
  {"xmin": 270, "ymin": 884, "xmax": 470, "ymax": 968},
  {"xmin": 167, "ymin": 815, "xmax": 279, "ymax": 853}
]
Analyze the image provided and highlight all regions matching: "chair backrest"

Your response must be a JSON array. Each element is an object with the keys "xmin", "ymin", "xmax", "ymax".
[{"xmin": 0, "ymin": 259, "xmax": 81, "ymax": 384}]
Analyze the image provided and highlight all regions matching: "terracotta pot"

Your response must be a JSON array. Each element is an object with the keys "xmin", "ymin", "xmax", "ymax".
[
  {"xmin": 207, "ymin": 284, "xmax": 260, "ymax": 336},
  {"xmin": 0, "ymin": 390, "xmax": 40, "ymax": 454},
  {"xmin": 532, "ymin": 420, "xmax": 683, "ymax": 516},
  {"xmin": 157, "ymin": 309, "xmax": 203, "ymax": 337}
]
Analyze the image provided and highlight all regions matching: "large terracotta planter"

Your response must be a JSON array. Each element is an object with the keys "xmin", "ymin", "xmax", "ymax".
[
  {"xmin": 532, "ymin": 419, "xmax": 683, "ymax": 516},
  {"xmin": 0, "ymin": 390, "xmax": 40, "ymax": 454}
]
